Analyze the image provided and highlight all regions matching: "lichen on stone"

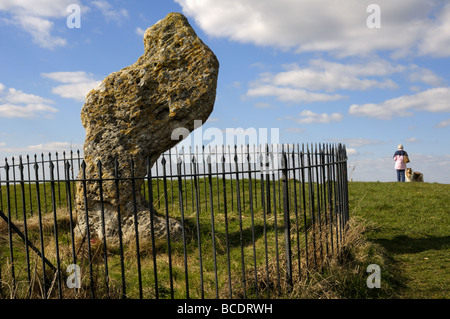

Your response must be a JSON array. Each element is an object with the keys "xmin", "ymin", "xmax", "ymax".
[{"xmin": 75, "ymin": 12, "xmax": 219, "ymax": 242}]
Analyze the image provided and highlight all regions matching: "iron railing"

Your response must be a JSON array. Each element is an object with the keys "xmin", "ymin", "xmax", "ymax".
[{"xmin": 0, "ymin": 143, "xmax": 349, "ymax": 299}]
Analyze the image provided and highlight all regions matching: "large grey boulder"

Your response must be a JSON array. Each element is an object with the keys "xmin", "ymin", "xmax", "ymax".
[{"xmin": 75, "ymin": 12, "xmax": 219, "ymax": 242}]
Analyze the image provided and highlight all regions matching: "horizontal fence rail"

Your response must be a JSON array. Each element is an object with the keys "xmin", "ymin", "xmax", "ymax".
[{"xmin": 0, "ymin": 143, "xmax": 349, "ymax": 299}]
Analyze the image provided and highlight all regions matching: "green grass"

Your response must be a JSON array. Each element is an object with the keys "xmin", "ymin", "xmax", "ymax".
[
  {"xmin": 1, "ymin": 179, "xmax": 448, "ymax": 299},
  {"xmin": 0, "ymin": 177, "xmax": 320, "ymax": 299},
  {"xmin": 348, "ymin": 182, "xmax": 450, "ymax": 299}
]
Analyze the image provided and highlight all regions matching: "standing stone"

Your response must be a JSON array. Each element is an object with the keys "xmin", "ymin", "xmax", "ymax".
[{"xmin": 75, "ymin": 12, "xmax": 219, "ymax": 242}]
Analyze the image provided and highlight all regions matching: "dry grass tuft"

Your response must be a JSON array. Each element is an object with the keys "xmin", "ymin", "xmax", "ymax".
[{"xmin": 230, "ymin": 216, "xmax": 386, "ymax": 299}]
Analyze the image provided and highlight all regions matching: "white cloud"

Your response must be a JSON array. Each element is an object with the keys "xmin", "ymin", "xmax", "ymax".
[
  {"xmin": 346, "ymin": 148, "xmax": 359, "ymax": 156},
  {"xmin": 285, "ymin": 127, "xmax": 306, "ymax": 133},
  {"xmin": 41, "ymin": 71, "xmax": 92, "ymax": 84},
  {"xmin": 405, "ymin": 137, "xmax": 421, "ymax": 144},
  {"xmin": 136, "ymin": 27, "xmax": 146, "ymax": 37},
  {"xmin": 246, "ymin": 85, "xmax": 344, "ymax": 103},
  {"xmin": 0, "ymin": 141, "xmax": 83, "ymax": 155},
  {"xmin": 418, "ymin": 4, "xmax": 450, "ymax": 57},
  {"xmin": 0, "ymin": 84, "xmax": 57, "ymax": 118},
  {"xmin": 349, "ymin": 87, "xmax": 450, "ymax": 120},
  {"xmin": 245, "ymin": 58, "xmax": 409, "ymax": 103},
  {"xmin": 41, "ymin": 71, "xmax": 101, "ymax": 102},
  {"xmin": 3, "ymin": 87, "xmax": 52, "ymax": 105},
  {"xmin": 0, "ymin": 0, "xmax": 129, "ymax": 48},
  {"xmin": 0, "ymin": 0, "xmax": 73, "ymax": 17},
  {"xmin": 408, "ymin": 65, "xmax": 444, "ymax": 86},
  {"xmin": 409, "ymin": 86, "xmax": 422, "ymax": 93},
  {"xmin": 328, "ymin": 138, "xmax": 386, "ymax": 148},
  {"xmin": 274, "ymin": 68, "xmax": 385, "ymax": 92},
  {"xmin": 12, "ymin": 14, "xmax": 67, "ymax": 48},
  {"xmin": 254, "ymin": 102, "xmax": 272, "ymax": 109},
  {"xmin": 435, "ymin": 119, "xmax": 450, "ymax": 128},
  {"xmin": 263, "ymin": 59, "xmax": 401, "ymax": 93},
  {"xmin": 286, "ymin": 110, "xmax": 343, "ymax": 124},
  {"xmin": 307, "ymin": 59, "xmax": 406, "ymax": 80},
  {"xmin": 0, "ymin": 103, "xmax": 58, "ymax": 118},
  {"xmin": 92, "ymin": 0, "xmax": 128, "ymax": 22},
  {"xmin": 27, "ymin": 141, "xmax": 83, "ymax": 153},
  {"xmin": 0, "ymin": 0, "xmax": 79, "ymax": 49},
  {"xmin": 176, "ymin": 0, "xmax": 448, "ymax": 57}
]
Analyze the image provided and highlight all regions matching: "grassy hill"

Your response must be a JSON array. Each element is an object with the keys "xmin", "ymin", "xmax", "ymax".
[
  {"xmin": 348, "ymin": 182, "xmax": 449, "ymax": 298},
  {"xmin": 0, "ymin": 180, "xmax": 448, "ymax": 299}
]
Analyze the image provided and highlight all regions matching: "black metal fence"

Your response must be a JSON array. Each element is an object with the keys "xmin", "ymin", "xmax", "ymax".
[{"xmin": 0, "ymin": 143, "xmax": 349, "ymax": 299}]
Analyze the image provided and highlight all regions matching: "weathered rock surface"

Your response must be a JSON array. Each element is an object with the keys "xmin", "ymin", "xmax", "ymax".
[{"xmin": 75, "ymin": 12, "xmax": 219, "ymax": 242}]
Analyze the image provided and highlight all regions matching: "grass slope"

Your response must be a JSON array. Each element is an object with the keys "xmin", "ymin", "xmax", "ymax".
[{"xmin": 348, "ymin": 182, "xmax": 450, "ymax": 299}]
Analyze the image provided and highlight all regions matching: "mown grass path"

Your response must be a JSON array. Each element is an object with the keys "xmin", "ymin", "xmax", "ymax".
[{"xmin": 348, "ymin": 182, "xmax": 450, "ymax": 299}]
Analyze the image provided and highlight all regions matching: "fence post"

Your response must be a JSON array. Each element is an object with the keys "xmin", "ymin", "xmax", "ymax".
[
  {"xmin": 258, "ymin": 151, "xmax": 271, "ymax": 299},
  {"xmin": 330, "ymin": 145, "xmax": 340, "ymax": 257},
  {"xmin": 342, "ymin": 145, "xmax": 350, "ymax": 225},
  {"xmin": 234, "ymin": 150, "xmax": 246, "ymax": 298},
  {"xmin": 207, "ymin": 155, "xmax": 219, "ymax": 298},
  {"xmin": 247, "ymin": 146, "xmax": 259, "ymax": 298},
  {"xmin": 325, "ymin": 144, "xmax": 335, "ymax": 258},
  {"xmin": 177, "ymin": 157, "xmax": 189, "ymax": 299},
  {"xmin": 49, "ymin": 160, "xmax": 63, "ymax": 298},
  {"xmin": 2, "ymin": 163, "xmax": 16, "ymax": 292},
  {"xmin": 319, "ymin": 145, "xmax": 329, "ymax": 260},
  {"xmin": 221, "ymin": 154, "xmax": 232, "ymax": 298},
  {"xmin": 96, "ymin": 160, "xmax": 110, "ymax": 298},
  {"xmin": 192, "ymin": 155, "xmax": 204, "ymax": 298},
  {"xmin": 80, "ymin": 160, "xmax": 95, "ymax": 299},
  {"xmin": 281, "ymin": 152, "xmax": 293, "ymax": 292},
  {"xmin": 114, "ymin": 158, "xmax": 126, "ymax": 299},
  {"xmin": 130, "ymin": 159, "xmax": 143, "ymax": 299},
  {"xmin": 161, "ymin": 155, "xmax": 174, "ymax": 299},
  {"xmin": 299, "ymin": 145, "xmax": 309, "ymax": 278},
  {"xmin": 146, "ymin": 157, "xmax": 159, "ymax": 299},
  {"xmin": 291, "ymin": 146, "xmax": 302, "ymax": 277},
  {"xmin": 19, "ymin": 157, "xmax": 32, "ymax": 295},
  {"xmin": 264, "ymin": 144, "xmax": 271, "ymax": 215},
  {"xmin": 271, "ymin": 146, "xmax": 281, "ymax": 295},
  {"xmin": 26, "ymin": 155, "xmax": 33, "ymax": 217},
  {"xmin": 314, "ymin": 144, "xmax": 324, "ymax": 269},
  {"xmin": 11, "ymin": 157, "xmax": 18, "ymax": 219},
  {"xmin": 65, "ymin": 160, "xmax": 79, "ymax": 296},
  {"xmin": 34, "ymin": 159, "xmax": 47, "ymax": 298},
  {"xmin": 202, "ymin": 146, "xmax": 208, "ymax": 212}
]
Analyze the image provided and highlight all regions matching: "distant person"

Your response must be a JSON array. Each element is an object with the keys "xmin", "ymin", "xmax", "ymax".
[{"xmin": 393, "ymin": 144, "xmax": 408, "ymax": 182}]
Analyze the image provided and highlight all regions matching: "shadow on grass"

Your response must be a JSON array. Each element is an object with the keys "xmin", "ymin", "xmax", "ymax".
[
  {"xmin": 372, "ymin": 235, "xmax": 450, "ymax": 255},
  {"xmin": 368, "ymin": 235, "xmax": 450, "ymax": 298}
]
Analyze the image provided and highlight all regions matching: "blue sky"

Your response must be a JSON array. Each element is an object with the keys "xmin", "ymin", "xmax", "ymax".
[{"xmin": 0, "ymin": 0, "xmax": 449, "ymax": 183}]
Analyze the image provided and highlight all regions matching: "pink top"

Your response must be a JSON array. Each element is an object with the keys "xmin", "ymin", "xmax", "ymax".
[{"xmin": 393, "ymin": 154, "xmax": 407, "ymax": 170}]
